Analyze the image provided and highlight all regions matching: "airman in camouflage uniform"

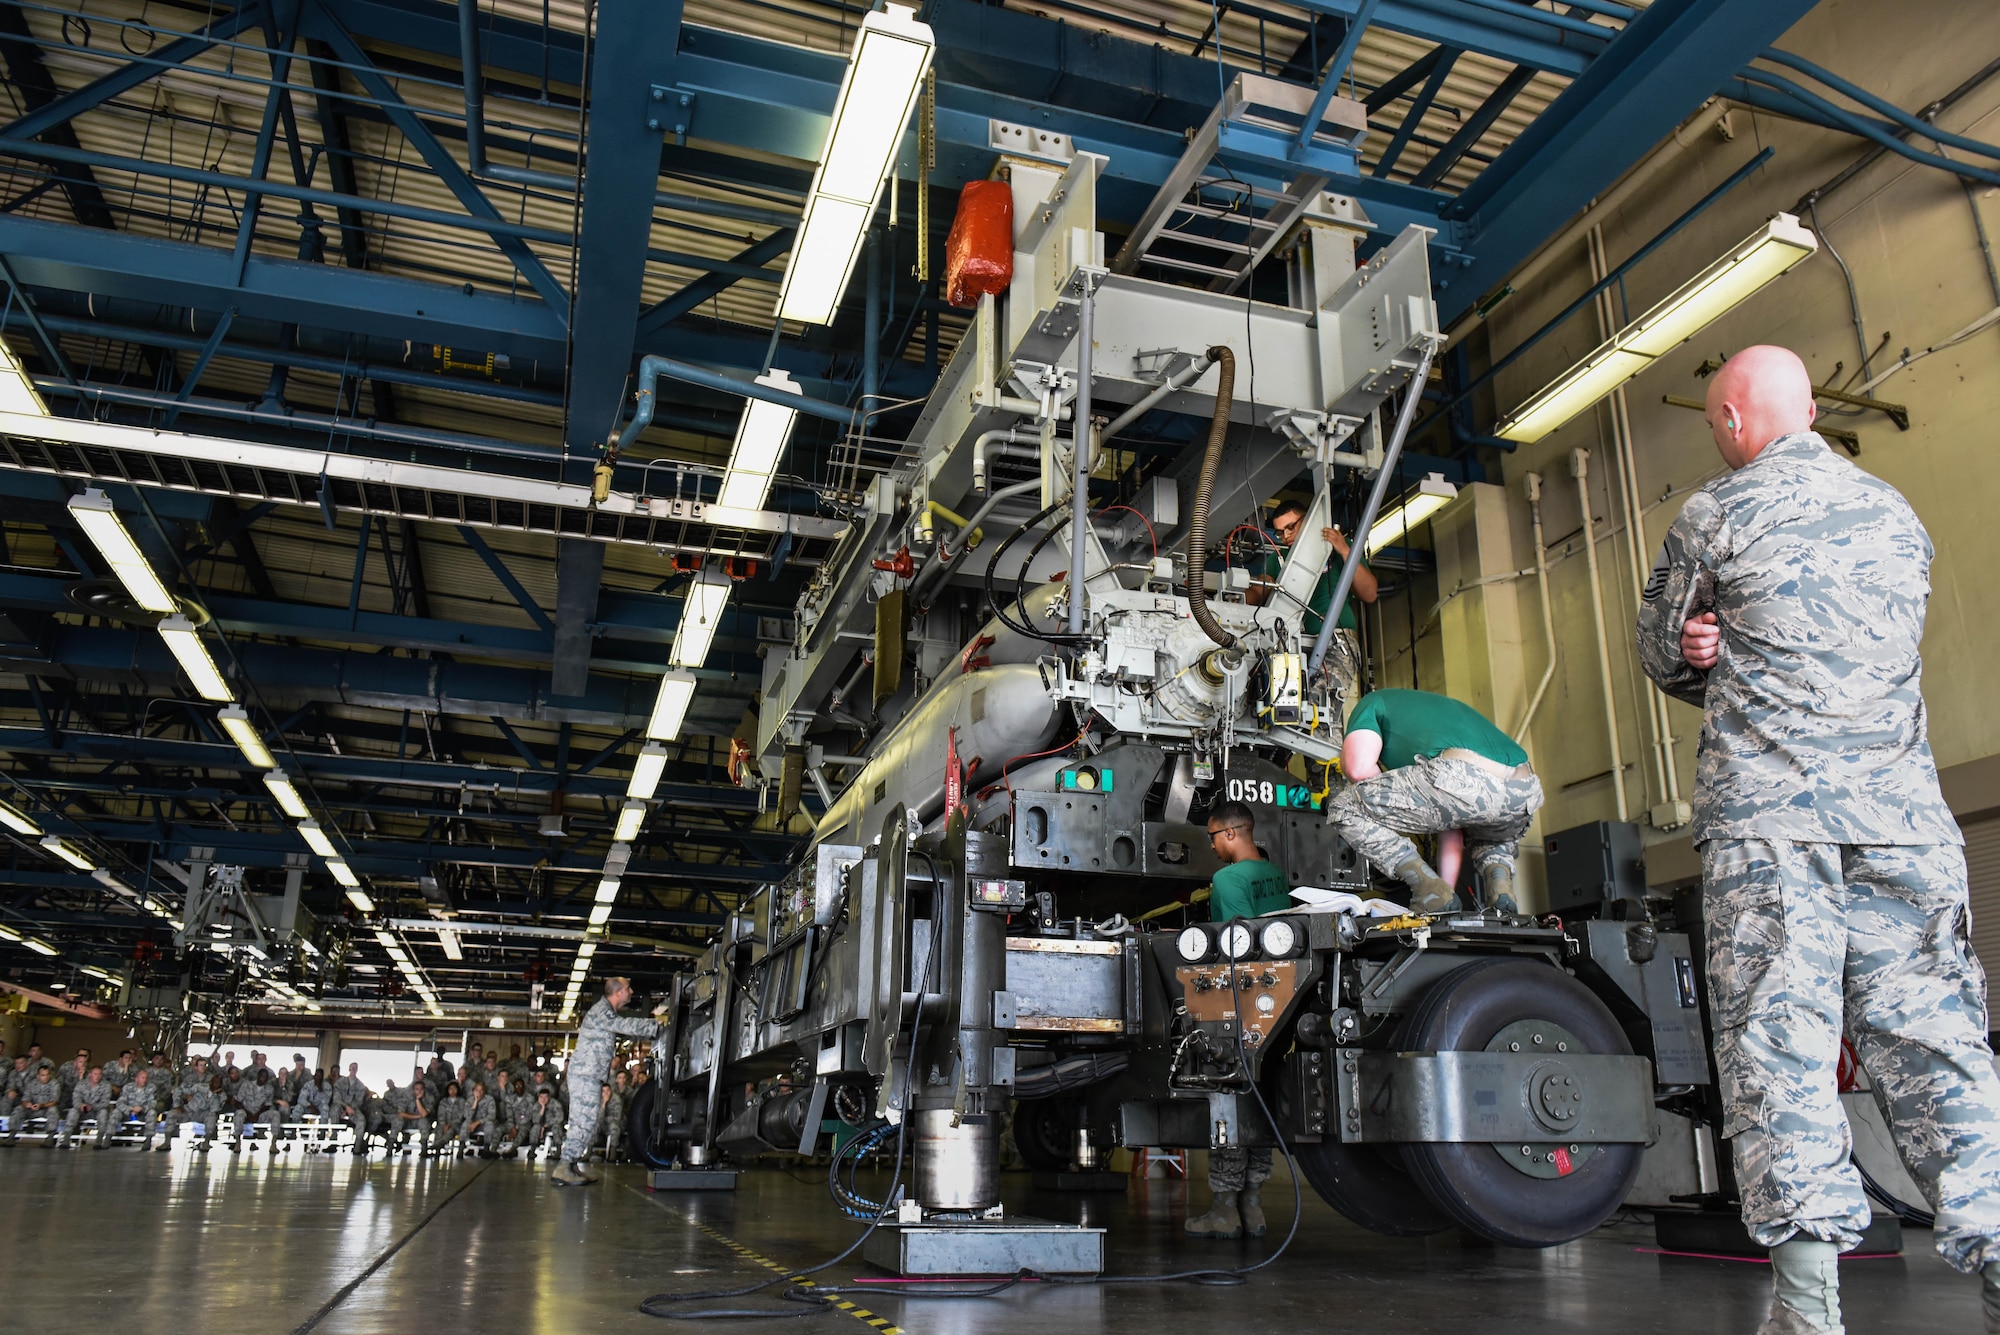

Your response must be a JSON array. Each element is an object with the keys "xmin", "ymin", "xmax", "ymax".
[
  {"xmin": 1637, "ymin": 346, "xmax": 2000, "ymax": 1335},
  {"xmin": 0, "ymin": 1055, "xmax": 30, "ymax": 1129},
  {"xmin": 460, "ymin": 1082, "xmax": 497, "ymax": 1154},
  {"xmin": 113, "ymin": 1070, "xmax": 158, "ymax": 1148},
  {"xmin": 331, "ymin": 1063, "xmax": 370, "ymax": 1155},
  {"xmin": 55, "ymin": 1053, "xmax": 88, "ymax": 1109},
  {"xmin": 382, "ymin": 1077, "xmax": 427, "ymax": 1153},
  {"xmin": 602, "ymin": 1069, "xmax": 633, "ymax": 1163},
  {"xmin": 104, "ymin": 1051, "xmax": 138, "ymax": 1094},
  {"xmin": 534, "ymin": 1087, "xmax": 565, "ymax": 1158},
  {"xmin": 497, "ymin": 1085, "xmax": 535, "ymax": 1157},
  {"xmin": 164, "ymin": 1057, "xmax": 218, "ymax": 1151},
  {"xmin": 428, "ymin": 1082, "xmax": 467, "ymax": 1156},
  {"xmin": 59, "ymin": 1067, "xmax": 113, "ymax": 1148},
  {"xmin": 232, "ymin": 1068, "xmax": 283, "ymax": 1153},
  {"xmin": 553, "ymin": 977, "xmax": 662, "ymax": 1185},
  {"xmin": 16, "ymin": 1061, "xmax": 61, "ymax": 1143}
]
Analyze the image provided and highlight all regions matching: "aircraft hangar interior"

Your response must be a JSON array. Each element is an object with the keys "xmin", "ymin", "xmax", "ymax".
[{"xmin": 0, "ymin": 0, "xmax": 1996, "ymax": 1329}]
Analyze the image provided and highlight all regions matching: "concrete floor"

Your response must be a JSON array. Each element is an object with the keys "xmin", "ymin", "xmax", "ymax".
[{"xmin": 0, "ymin": 1142, "xmax": 1977, "ymax": 1334}]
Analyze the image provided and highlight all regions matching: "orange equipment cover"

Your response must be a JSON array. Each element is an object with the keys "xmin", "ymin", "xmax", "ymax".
[{"xmin": 945, "ymin": 180, "xmax": 1015, "ymax": 308}]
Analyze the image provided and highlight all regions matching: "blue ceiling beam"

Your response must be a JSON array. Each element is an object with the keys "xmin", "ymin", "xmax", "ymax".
[
  {"xmin": 1287, "ymin": 0, "xmax": 1604, "ymax": 76},
  {"xmin": 1439, "ymin": 0, "xmax": 1819, "ymax": 321},
  {"xmin": 0, "ymin": 5, "xmax": 265, "ymax": 142}
]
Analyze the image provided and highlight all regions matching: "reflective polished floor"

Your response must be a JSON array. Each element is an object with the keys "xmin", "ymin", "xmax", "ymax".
[{"xmin": 0, "ymin": 1140, "xmax": 1977, "ymax": 1333}]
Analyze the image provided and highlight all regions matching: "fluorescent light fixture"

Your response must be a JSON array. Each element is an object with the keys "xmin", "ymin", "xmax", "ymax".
[
  {"xmin": 714, "ymin": 372, "xmax": 802, "ymax": 514},
  {"xmin": 613, "ymin": 802, "xmax": 646, "ymax": 844},
  {"xmin": 92, "ymin": 868, "xmax": 134, "ymax": 898},
  {"xmin": 588, "ymin": 903, "xmax": 613, "ymax": 927},
  {"xmin": 67, "ymin": 490, "xmax": 178, "ymax": 614},
  {"xmin": 577, "ymin": 941, "xmax": 598, "ymax": 961},
  {"xmin": 626, "ymin": 744, "xmax": 669, "ymax": 801},
  {"xmin": 1363, "ymin": 474, "xmax": 1460, "ymax": 558},
  {"xmin": 1497, "ymin": 213, "xmax": 1818, "ymax": 443},
  {"xmin": 374, "ymin": 929, "xmax": 397, "ymax": 948},
  {"xmin": 345, "ymin": 889, "xmax": 376, "ymax": 913},
  {"xmin": 776, "ymin": 6, "xmax": 934, "ymax": 324},
  {"xmin": 0, "ymin": 797, "xmax": 40, "ymax": 837},
  {"xmin": 79, "ymin": 965, "xmax": 115, "ymax": 981},
  {"xmin": 157, "ymin": 616, "xmax": 234, "ymax": 702},
  {"xmin": 594, "ymin": 878, "xmax": 621, "ymax": 905},
  {"xmin": 437, "ymin": 929, "xmax": 463, "ymax": 961},
  {"xmin": 669, "ymin": 568, "xmax": 733, "ymax": 669},
  {"xmin": 0, "ymin": 923, "xmax": 22, "ymax": 942},
  {"xmin": 23, "ymin": 937, "xmax": 57, "ymax": 956},
  {"xmin": 305, "ymin": 1001, "xmax": 322, "ymax": 1012},
  {"xmin": 40, "ymin": 836, "xmax": 95, "ymax": 872},
  {"xmin": 217, "ymin": 706, "xmax": 275, "ymax": 770},
  {"xmin": 0, "ymin": 338, "xmax": 49, "ymax": 416},
  {"xmin": 386, "ymin": 945, "xmax": 410, "ymax": 964},
  {"xmin": 489, "ymin": 1015, "xmax": 506, "ymax": 1029},
  {"xmin": 262, "ymin": 772, "xmax": 310, "ymax": 819},
  {"xmin": 326, "ymin": 859, "xmax": 360, "ymax": 888},
  {"xmin": 645, "ymin": 670, "xmax": 700, "ymax": 741},
  {"xmin": 296, "ymin": 820, "xmax": 338, "ymax": 859},
  {"xmin": 427, "ymin": 1001, "xmax": 444, "ymax": 1017}
]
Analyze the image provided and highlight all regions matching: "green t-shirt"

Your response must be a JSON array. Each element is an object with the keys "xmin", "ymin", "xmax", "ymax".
[
  {"xmin": 1210, "ymin": 858, "xmax": 1293, "ymax": 920},
  {"xmin": 1254, "ymin": 549, "xmax": 1366, "ymax": 636},
  {"xmin": 1345, "ymin": 688, "xmax": 1528, "ymax": 771}
]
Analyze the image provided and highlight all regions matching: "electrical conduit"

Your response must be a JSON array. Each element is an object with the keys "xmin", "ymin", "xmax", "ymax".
[
  {"xmin": 1570, "ymin": 447, "xmax": 1628, "ymax": 821},
  {"xmin": 1184, "ymin": 345, "xmax": 1239, "ymax": 648}
]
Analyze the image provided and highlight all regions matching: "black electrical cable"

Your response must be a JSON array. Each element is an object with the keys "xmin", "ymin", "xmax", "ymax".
[
  {"xmin": 1855, "ymin": 1156, "xmax": 1935, "ymax": 1229},
  {"xmin": 638, "ymin": 850, "xmax": 946, "ymax": 1321},
  {"xmin": 982, "ymin": 500, "xmax": 1085, "ymax": 644}
]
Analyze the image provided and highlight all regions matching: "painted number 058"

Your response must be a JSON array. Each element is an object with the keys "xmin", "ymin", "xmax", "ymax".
[{"xmin": 1226, "ymin": 778, "xmax": 1277, "ymax": 805}]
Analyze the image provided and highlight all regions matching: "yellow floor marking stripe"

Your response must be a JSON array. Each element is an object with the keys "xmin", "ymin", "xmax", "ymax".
[{"xmin": 628, "ymin": 1186, "xmax": 907, "ymax": 1335}]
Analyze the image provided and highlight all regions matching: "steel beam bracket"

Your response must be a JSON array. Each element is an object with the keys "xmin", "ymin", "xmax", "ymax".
[
  {"xmin": 1334, "ymin": 1047, "xmax": 1656, "ymax": 1144},
  {"xmin": 647, "ymin": 87, "xmax": 697, "ymax": 143}
]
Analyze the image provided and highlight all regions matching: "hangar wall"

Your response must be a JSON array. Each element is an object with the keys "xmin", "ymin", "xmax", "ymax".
[{"xmin": 1386, "ymin": 0, "xmax": 2000, "ymax": 907}]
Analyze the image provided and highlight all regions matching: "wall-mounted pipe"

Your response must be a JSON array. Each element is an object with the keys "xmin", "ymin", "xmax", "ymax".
[
  {"xmin": 1570, "ymin": 448, "xmax": 1628, "ymax": 821},
  {"xmin": 1100, "ymin": 349, "xmax": 1220, "ymax": 441},
  {"xmin": 970, "ymin": 429, "xmax": 1036, "ymax": 492},
  {"xmin": 1513, "ymin": 472, "xmax": 1558, "ymax": 743}
]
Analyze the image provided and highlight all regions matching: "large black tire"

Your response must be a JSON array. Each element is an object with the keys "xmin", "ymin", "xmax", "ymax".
[
  {"xmin": 1293, "ymin": 1138, "xmax": 1455, "ymax": 1236},
  {"xmin": 625, "ymin": 1080, "xmax": 675, "ymax": 1170},
  {"xmin": 1400, "ymin": 957, "xmax": 1644, "ymax": 1247},
  {"xmin": 1009, "ymin": 1098, "xmax": 1076, "ymax": 1172}
]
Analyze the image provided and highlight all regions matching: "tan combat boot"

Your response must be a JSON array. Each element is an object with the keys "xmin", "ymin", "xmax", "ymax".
[
  {"xmin": 1184, "ymin": 1191, "xmax": 1242, "ymax": 1239},
  {"xmin": 549, "ymin": 1159, "xmax": 589, "ymax": 1187},
  {"xmin": 1394, "ymin": 857, "xmax": 1456, "ymax": 914}
]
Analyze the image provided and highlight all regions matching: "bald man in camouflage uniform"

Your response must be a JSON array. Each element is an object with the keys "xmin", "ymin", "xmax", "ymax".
[
  {"xmin": 551, "ymin": 977, "xmax": 662, "ymax": 1185},
  {"xmin": 1639, "ymin": 345, "xmax": 2000, "ymax": 1335}
]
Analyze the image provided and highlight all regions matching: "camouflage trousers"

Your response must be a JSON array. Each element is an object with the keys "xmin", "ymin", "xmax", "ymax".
[
  {"xmin": 1321, "ymin": 629, "xmax": 1363, "ymax": 716},
  {"xmin": 1327, "ymin": 755, "xmax": 1543, "ymax": 892},
  {"xmin": 1208, "ymin": 1146, "xmax": 1272, "ymax": 1194},
  {"xmin": 1702, "ymin": 838, "xmax": 2000, "ymax": 1271}
]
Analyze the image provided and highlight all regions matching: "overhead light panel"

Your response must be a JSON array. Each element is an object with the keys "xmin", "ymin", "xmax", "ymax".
[
  {"xmin": 775, "ymin": 6, "xmax": 934, "ymax": 324},
  {"xmin": 669, "ymin": 568, "xmax": 733, "ymax": 669},
  {"xmin": 0, "ymin": 338, "xmax": 49, "ymax": 416},
  {"xmin": 67, "ymin": 490, "xmax": 178, "ymax": 614},
  {"xmin": 91, "ymin": 868, "xmax": 134, "ymax": 898},
  {"xmin": 262, "ymin": 772, "xmax": 311, "ymax": 819},
  {"xmin": 296, "ymin": 820, "xmax": 338, "ymax": 859},
  {"xmin": 0, "ymin": 923, "xmax": 22, "ymax": 942},
  {"xmin": 40, "ymin": 836, "xmax": 94, "ymax": 872},
  {"xmin": 594, "ymin": 877, "xmax": 621, "ymax": 905},
  {"xmin": 613, "ymin": 802, "xmax": 646, "ymax": 844},
  {"xmin": 577, "ymin": 941, "xmax": 598, "ymax": 961},
  {"xmin": 627, "ymin": 744, "xmax": 669, "ymax": 801},
  {"xmin": 78, "ymin": 964, "xmax": 116, "ymax": 981},
  {"xmin": 217, "ymin": 706, "xmax": 275, "ymax": 770},
  {"xmin": 23, "ymin": 937, "xmax": 58, "ymax": 957},
  {"xmin": 345, "ymin": 889, "xmax": 375, "ymax": 913},
  {"xmin": 326, "ymin": 859, "xmax": 362, "ymax": 889},
  {"xmin": 1364, "ymin": 474, "xmax": 1459, "ymax": 557},
  {"xmin": 588, "ymin": 903, "xmax": 613, "ymax": 927},
  {"xmin": 645, "ymin": 670, "xmax": 700, "ymax": 741},
  {"xmin": 713, "ymin": 372, "xmax": 802, "ymax": 513},
  {"xmin": 158, "ymin": 616, "xmax": 234, "ymax": 702},
  {"xmin": 1498, "ymin": 213, "xmax": 1818, "ymax": 443},
  {"xmin": 437, "ymin": 928, "xmax": 463, "ymax": 961},
  {"xmin": 0, "ymin": 797, "xmax": 40, "ymax": 837}
]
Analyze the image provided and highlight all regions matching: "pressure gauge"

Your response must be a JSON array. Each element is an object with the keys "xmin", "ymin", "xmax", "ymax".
[
  {"xmin": 1219, "ymin": 923, "xmax": 1256, "ymax": 960},
  {"xmin": 1259, "ymin": 919, "xmax": 1301, "ymax": 959},
  {"xmin": 1175, "ymin": 926, "xmax": 1214, "ymax": 963}
]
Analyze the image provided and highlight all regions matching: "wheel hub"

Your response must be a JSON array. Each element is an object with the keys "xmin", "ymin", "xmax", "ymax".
[{"xmin": 1486, "ymin": 1019, "xmax": 1599, "ymax": 1180}]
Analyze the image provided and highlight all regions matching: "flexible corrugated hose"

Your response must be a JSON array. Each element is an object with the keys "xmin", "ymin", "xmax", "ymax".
[{"xmin": 1184, "ymin": 345, "xmax": 1238, "ymax": 648}]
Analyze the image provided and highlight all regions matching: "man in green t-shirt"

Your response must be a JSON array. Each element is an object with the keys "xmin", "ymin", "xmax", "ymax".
[
  {"xmin": 1327, "ymin": 688, "xmax": 1543, "ymax": 915},
  {"xmin": 1266, "ymin": 500, "xmax": 1376, "ymax": 703},
  {"xmin": 1184, "ymin": 799, "xmax": 1285, "ymax": 1241}
]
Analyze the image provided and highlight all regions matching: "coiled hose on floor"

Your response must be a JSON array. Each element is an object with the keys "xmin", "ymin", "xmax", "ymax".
[{"xmin": 1184, "ymin": 345, "xmax": 1237, "ymax": 648}]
